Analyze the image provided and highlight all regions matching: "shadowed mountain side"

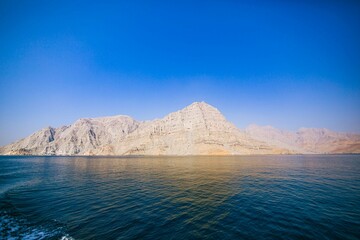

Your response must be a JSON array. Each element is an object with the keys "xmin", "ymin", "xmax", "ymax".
[{"xmin": 1, "ymin": 102, "xmax": 359, "ymax": 155}]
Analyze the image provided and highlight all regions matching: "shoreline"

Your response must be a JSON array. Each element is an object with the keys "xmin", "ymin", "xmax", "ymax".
[{"xmin": 1, "ymin": 153, "xmax": 359, "ymax": 158}]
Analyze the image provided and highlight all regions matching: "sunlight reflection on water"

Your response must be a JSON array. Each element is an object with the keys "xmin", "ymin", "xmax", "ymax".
[{"xmin": 1, "ymin": 155, "xmax": 360, "ymax": 239}]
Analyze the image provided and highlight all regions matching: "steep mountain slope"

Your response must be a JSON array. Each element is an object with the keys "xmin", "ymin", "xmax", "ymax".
[
  {"xmin": 0, "ymin": 102, "xmax": 287, "ymax": 155},
  {"xmin": 0, "ymin": 115, "xmax": 139, "ymax": 155},
  {"xmin": 1, "ymin": 102, "xmax": 359, "ymax": 155},
  {"xmin": 114, "ymin": 102, "xmax": 283, "ymax": 155}
]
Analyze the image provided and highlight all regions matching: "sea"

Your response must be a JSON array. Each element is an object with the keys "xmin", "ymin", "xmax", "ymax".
[{"xmin": 0, "ymin": 155, "xmax": 359, "ymax": 240}]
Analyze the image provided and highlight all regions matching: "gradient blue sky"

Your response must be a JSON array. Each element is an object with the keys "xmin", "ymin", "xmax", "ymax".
[{"xmin": 1, "ymin": 0, "xmax": 360, "ymax": 145}]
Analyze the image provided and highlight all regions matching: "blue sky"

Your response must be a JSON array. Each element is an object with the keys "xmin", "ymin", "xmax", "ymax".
[{"xmin": 0, "ymin": 0, "xmax": 360, "ymax": 145}]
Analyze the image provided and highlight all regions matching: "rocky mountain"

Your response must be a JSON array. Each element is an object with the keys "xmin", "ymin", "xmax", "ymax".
[
  {"xmin": 246, "ymin": 124, "xmax": 360, "ymax": 154},
  {"xmin": 1, "ymin": 115, "xmax": 139, "ymax": 155},
  {"xmin": 1, "ymin": 102, "xmax": 359, "ymax": 155}
]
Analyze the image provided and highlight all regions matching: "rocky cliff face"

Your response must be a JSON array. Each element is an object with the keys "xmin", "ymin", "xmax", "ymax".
[
  {"xmin": 246, "ymin": 124, "xmax": 360, "ymax": 154},
  {"xmin": 113, "ymin": 102, "xmax": 280, "ymax": 155},
  {"xmin": 1, "ymin": 115, "xmax": 139, "ymax": 155},
  {"xmin": 1, "ymin": 102, "xmax": 359, "ymax": 155}
]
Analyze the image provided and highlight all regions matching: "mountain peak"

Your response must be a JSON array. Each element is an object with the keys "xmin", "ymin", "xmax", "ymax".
[
  {"xmin": 175, "ymin": 101, "xmax": 225, "ymax": 121},
  {"xmin": 1, "ymin": 102, "xmax": 359, "ymax": 155},
  {"xmin": 182, "ymin": 101, "xmax": 221, "ymax": 114},
  {"xmin": 187, "ymin": 101, "xmax": 215, "ymax": 109}
]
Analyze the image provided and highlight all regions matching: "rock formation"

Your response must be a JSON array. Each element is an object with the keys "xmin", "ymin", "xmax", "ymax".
[{"xmin": 1, "ymin": 102, "xmax": 359, "ymax": 155}]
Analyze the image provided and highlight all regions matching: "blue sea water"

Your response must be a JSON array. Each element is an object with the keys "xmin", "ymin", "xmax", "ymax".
[{"xmin": 0, "ymin": 155, "xmax": 359, "ymax": 240}]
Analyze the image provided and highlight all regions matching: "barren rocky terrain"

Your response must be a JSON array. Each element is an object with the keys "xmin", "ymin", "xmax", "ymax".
[{"xmin": 1, "ymin": 102, "xmax": 359, "ymax": 155}]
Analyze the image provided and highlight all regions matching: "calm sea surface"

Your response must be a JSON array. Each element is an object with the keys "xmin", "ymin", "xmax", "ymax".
[{"xmin": 0, "ymin": 155, "xmax": 359, "ymax": 240}]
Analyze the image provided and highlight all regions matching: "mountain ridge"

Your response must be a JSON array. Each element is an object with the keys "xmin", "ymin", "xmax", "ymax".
[
  {"xmin": 245, "ymin": 124, "xmax": 360, "ymax": 154},
  {"xmin": 1, "ymin": 102, "xmax": 359, "ymax": 155}
]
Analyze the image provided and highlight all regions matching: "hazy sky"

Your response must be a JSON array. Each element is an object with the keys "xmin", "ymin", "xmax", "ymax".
[{"xmin": 0, "ymin": 0, "xmax": 360, "ymax": 145}]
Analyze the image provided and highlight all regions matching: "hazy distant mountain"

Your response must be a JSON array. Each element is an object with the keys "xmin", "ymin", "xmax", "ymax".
[
  {"xmin": 1, "ymin": 102, "xmax": 359, "ymax": 155},
  {"xmin": 246, "ymin": 124, "xmax": 360, "ymax": 154}
]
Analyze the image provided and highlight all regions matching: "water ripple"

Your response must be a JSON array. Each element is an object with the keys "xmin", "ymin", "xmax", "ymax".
[{"xmin": 0, "ymin": 155, "xmax": 360, "ymax": 239}]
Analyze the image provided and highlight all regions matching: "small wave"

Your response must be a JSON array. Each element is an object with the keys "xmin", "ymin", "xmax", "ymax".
[
  {"xmin": 0, "ymin": 178, "xmax": 41, "ymax": 197},
  {"xmin": 0, "ymin": 210, "xmax": 74, "ymax": 240}
]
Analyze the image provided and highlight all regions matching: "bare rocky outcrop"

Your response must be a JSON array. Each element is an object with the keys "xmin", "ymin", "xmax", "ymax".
[
  {"xmin": 1, "ymin": 102, "xmax": 359, "ymax": 155},
  {"xmin": 0, "ymin": 115, "xmax": 139, "ymax": 155},
  {"xmin": 113, "ymin": 102, "xmax": 281, "ymax": 155}
]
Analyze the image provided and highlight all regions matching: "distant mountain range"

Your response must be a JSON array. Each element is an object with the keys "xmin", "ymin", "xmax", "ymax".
[{"xmin": 1, "ymin": 102, "xmax": 359, "ymax": 155}]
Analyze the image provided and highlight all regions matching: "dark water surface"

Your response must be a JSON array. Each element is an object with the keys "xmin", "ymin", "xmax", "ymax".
[{"xmin": 0, "ymin": 155, "xmax": 359, "ymax": 240}]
